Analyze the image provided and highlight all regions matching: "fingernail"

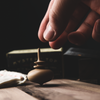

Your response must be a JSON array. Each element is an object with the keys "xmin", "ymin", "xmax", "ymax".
[
  {"xmin": 95, "ymin": 19, "xmax": 100, "ymax": 34},
  {"xmin": 43, "ymin": 25, "xmax": 56, "ymax": 41}
]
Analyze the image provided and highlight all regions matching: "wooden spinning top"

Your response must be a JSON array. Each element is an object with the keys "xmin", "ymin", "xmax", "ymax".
[{"xmin": 27, "ymin": 48, "xmax": 53, "ymax": 85}]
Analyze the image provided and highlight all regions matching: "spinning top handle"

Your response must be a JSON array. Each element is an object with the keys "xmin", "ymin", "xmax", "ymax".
[{"xmin": 37, "ymin": 48, "xmax": 40, "ymax": 61}]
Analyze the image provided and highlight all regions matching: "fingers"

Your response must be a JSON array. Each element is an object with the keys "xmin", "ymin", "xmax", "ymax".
[
  {"xmin": 49, "ymin": 31, "xmax": 68, "ymax": 49},
  {"xmin": 38, "ymin": 0, "xmax": 100, "ymax": 49},
  {"xmin": 49, "ymin": 2, "xmax": 90, "ymax": 49},
  {"xmin": 38, "ymin": 0, "xmax": 54, "ymax": 42},
  {"xmin": 41, "ymin": 0, "xmax": 80, "ymax": 41},
  {"xmin": 81, "ymin": 0, "xmax": 100, "ymax": 15},
  {"xmin": 92, "ymin": 19, "xmax": 100, "ymax": 42},
  {"xmin": 68, "ymin": 10, "xmax": 100, "ymax": 45}
]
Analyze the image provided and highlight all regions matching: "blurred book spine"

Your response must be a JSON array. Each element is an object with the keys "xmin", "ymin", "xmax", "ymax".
[{"xmin": 6, "ymin": 48, "xmax": 64, "ymax": 79}]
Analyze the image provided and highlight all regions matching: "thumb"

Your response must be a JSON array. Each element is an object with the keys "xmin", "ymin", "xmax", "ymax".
[
  {"xmin": 92, "ymin": 19, "xmax": 100, "ymax": 42},
  {"xmin": 43, "ymin": 0, "xmax": 80, "ymax": 41}
]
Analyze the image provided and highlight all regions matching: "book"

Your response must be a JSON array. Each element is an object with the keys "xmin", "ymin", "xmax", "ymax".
[
  {"xmin": 64, "ymin": 47, "xmax": 100, "ymax": 84},
  {"xmin": 6, "ymin": 48, "xmax": 64, "ymax": 79}
]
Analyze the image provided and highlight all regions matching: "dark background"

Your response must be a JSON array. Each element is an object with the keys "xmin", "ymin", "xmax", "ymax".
[
  {"xmin": 1, "ymin": 0, "xmax": 50, "ymax": 68},
  {"xmin": 1, "ymin": 0, "xmax": 100, "ymax": 69}
]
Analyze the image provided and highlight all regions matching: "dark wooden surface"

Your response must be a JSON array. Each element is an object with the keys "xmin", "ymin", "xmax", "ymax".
[
  {"xmin": 0, "ymin": 87, "xmax": 38, "ymax": 100},
  {"xmin": 1, "ymin": 79, "xmax": 100, "ymax": 100},
  {"xmin": 17, "ymin": 79, "xmax": 100, "ymax": 100}
]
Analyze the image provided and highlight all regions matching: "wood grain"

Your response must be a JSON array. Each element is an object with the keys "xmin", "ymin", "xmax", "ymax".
[
  {"xmin": 0, "ymin": 87, "xmax": 38, "ymax": 100},
  {"xmin": 18, "ymin": 79, "xmax": 100, "ymax": 100}
]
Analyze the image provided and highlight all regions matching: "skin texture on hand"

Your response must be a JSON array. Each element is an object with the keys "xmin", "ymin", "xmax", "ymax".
[{"xmin": 38, "ymin": 0, "xmax": 100, "ymax": 49}]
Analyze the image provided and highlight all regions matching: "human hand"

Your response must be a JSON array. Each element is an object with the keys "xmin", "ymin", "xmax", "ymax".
[{"xmin": 38, "ymin": 0, "xmax": 100, "ymax": 49}]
